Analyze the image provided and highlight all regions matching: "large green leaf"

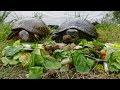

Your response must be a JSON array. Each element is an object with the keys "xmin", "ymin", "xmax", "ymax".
[
  {"xmin": 108, "ymin": 64, "xmax": 119, "ymax": 72},
  {"xmin": 111, "ymin": 62, "xmax": 120, "ymax": 69},
  {"xmin": 86, "ymin": 58, "xmax": 95, "ymax": 69},
  {"xmin": 116, "ymin": 59, "xmax": 120, "ymax": 65},
  {"xmin": 3, "ymin": 45, "xmax": 24, "ymax": 57},
  {"xmin": 34, "ymin": 54, "xmax": 44, "ymax": 66},
  {"xmin": 27, "ymin": 66, "xmax": 43, "ymax": 79},
  {"xmin": 111, "ymin": 50, "xmax": 120, "ymax": 62},
  {"xmin": 43, "ymin": 55, "xmax": 61, "ymax": 69},
  {"xmin": 1, "ymin": 57, "xmax": 19, "ymax": 66},
  {"xmin": 73, "ymin": 54, "xmax": 92, "ymax": 74},
  {"xmin": 1, "ymin": 57, "xmax": 11, "ymax": 66}
]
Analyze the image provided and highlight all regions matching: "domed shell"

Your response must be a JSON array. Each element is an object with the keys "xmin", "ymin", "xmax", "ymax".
[
  {"xmin": 12, "ymin": 18, "xmax": 50, "ymax": 37},
  {"xmin": 58, "ymin": 18, "xmax": 98, "ymax": 38}
]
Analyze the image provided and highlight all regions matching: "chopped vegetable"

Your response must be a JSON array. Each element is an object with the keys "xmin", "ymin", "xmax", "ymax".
[
  {"xmin": 26, "ymin": 66, "xmax": 43, "ymax": 79},
  {"xmin": 2, "ymin": 39, "xmax": 120, "ymax": 79}
]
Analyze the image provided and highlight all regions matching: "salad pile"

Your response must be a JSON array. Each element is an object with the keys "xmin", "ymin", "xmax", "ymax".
[{"xmin": 1, "ymin": 39, "xmax": 120, "ymax": 79}]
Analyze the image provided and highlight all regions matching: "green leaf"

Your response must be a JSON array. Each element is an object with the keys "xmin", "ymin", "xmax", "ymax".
[
  {"xmin": 1, "ymin": 57, "xmax": 19, "ymax": 66},
  {"xmin": 3, "ymin": 45, "xmax": 24, "ymax": 57},
  {"xmin": 1, "ymin": 57, "xmax": 11, "ymax": 66},
  {"xmin": 106, "ymin": 43, "xmax": 120, "ymax": 50},
  {"xmin": 73, "ymin": 54, "xmax": 91, "ymax": 74},
  {"xmin": 13, "ymin": 52, "xmax": 22, "ymax": 60},
  {"xmin": 104, "ymin": 48, "xmax": 112, "ymax": 61},
  {"xmin": 13, "ymin": 40, "xmax": 21, "ymax": 46},
  {"xmin": 108, "ymin": 50, "xmax": 120, "ymax": 72},
  {"xmin": 111, "ymin": 50, "xmax": 120, "ymax": 62},
  {"xmin": 31, "ymin": 43, "xmax": 38, "ymax": 49},
  {"xmin": 28, "ymin": 53, "xmax": 44, "ymax": 68},
  {"xmin": 108, "ymin": 64, "xmax": 119, "ymax": 72},
  {"xmin": 62, "ymin": 50, "xmax": 74, "ymax": 57},
  {"xmin": 116, "ymin": 59, "xmax": 120, "ymax": 65},
  {"xmin": 40, "ymin": 49, "xmax": 49, "ymax": 57},
  {"xmin": 34, "ymin": 54, "xmax": 44, "ymax": 66},
  {"xmin": 93, "ymin": 40, "xmax": 105, "ymax": 50},
  {"xmin": 2, "ymin": 49, "xmax": 5, "ymax": 56},
  {"xmin": 86, "ymin": 58, "xmax": 95, "ymax": 69},
  {"xmin": 79, "ymin": 39, "xmax": 88, "ymax": 47},
  {"xmin": 32, "ymin": 48, "xmax": 41, "ymax": 55},
  {"xmin": 28, "ymin": 53, "xmax": 36, "ymax": 69},
  {"xmin": 72, "ymin": 48, "xmax": 90, "ymax": 56},
  {"xmin": 43, "ymin": 55, "xmax": 61, "ymax": 69},
  {"xmin": 19, "ymin": 52, "xmax": 31, "ymax": 67},
  {"xmin": 54, "ymin": 50, "xmax": 64, "ymax": 59},
  {"xmin": 54, "ymin": 50, "xmax": 74, "ymax": 61},
  {"xmin": 43, "ymin": 41, "xmax": 56, "ymax": 46},
  {"xmin": 9, "ymin": 60, "xmax": 19, "ymax": 65},
  {"xmin": 27, "ymin": 66, "xmax": 43, "ymax": 79},
  {"xmin": 111, "ymin": 62, "xmax": 120, "ymax": 69}
]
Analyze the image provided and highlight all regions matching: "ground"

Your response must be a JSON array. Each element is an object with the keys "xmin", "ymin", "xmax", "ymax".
[{"xmin": 0, "ymin": 21, "xmax": 120, "ymax": 79}]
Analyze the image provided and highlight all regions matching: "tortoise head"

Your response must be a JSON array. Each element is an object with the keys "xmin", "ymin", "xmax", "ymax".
[
  {"xmin": 66, "ymin": 29, "xmax": 79, "ymax": 38},
  {"xmin": 18, "ymin": 30, "xmax": 30, "ymax": 41},
  {"xmin": 63, "ymin": 35, "xmax": 72, "ymax": 43}
]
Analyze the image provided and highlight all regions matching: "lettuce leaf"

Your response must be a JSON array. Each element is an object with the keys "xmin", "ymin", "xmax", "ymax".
[
  {"xmin": 34, "ymin": 54, "xmax": 44, "ymax": 66},
  {"xmin": 72, "ymin": 50, "xmax": 95, "ymax": 74},
  {"xmin": 1, "ymin": 57, "xmax": 19, "ymax": 66},
  {"xmin": 28, "ymin": 53, "xmax": 36, "ymax": 69},
  {"xmin": 13, "ymin": 52, "xmax": 22, "ymax": 60},
  {"xmin": 108, "ymin": 64, "xmax": 119, "ymax": 72},
  {"xmin": 13, "ymin": 40, "xmax": 21, "ymax": 46},
  {"xmin": 111, "ymin": 50, "xmax": 120, "ymax": 62},
  {"xmin": 27, "ymin": 66, "xmax": 43, "ymax": 79},
  {"xmin": 43, "ymin": 55, "xmax": 61, "ymax": 69},
  {"xmin": 19, "ymin": 52, "xmax": 31, "ymax": 67},
  {"xmin": 3, "ymin": 45, "xmax": 24, "ymax": 57},
  {"xmin": 108, "ymin": 50, "xmax": 120, "ymax": 71}
]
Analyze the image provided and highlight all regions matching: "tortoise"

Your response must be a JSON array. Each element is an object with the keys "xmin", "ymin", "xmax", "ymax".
[
  {"xmin": 52, "ymin": 18, "xmax": 98, "ymax": 43},
  {"xmin": 7, "ymin": 18, "xmax": 50, "ymax": 42}
]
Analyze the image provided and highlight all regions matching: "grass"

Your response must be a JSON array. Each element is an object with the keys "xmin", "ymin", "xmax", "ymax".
[
  {"xmin": 1, "ymin": 21, "xmax": 120, "ymax": 79},
  {"xmin": 96, "ymin": 21, "xmax": 120, "ymax": 43}
]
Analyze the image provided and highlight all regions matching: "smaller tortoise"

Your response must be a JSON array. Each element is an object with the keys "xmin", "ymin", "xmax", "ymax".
[
  {"xmin": 52, "ymin": 18, "xmax": 98, "ymax": 43},
  {"xmin": 7, "ymin": 18, "xmax": 50, "ymax": 42}
]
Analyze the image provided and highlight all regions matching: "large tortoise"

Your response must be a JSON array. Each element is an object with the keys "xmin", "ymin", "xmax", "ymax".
[
  {"xmin": 52, "ymin": 18, "xmax": 98, "ymax": 43},
  {"xmin": 7, "ymin": 18, "xmax": 50, "ymax": 42}
]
